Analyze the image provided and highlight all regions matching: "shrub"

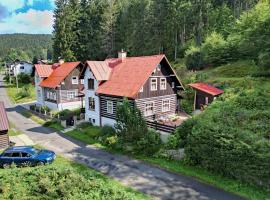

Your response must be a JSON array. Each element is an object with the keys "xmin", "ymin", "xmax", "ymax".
[
  {"xmin": 165, "ymin": 134, "xmax": 178, "ymax": 149},
  {"xmin": 17, "ymin": 73, "xmax": 32, "ymax": 84},
  {"xmin": 258, "ymin": 51, "xmax": 270, "ymax": 69},
  {"xmin": 135, "ymin": 129, "xmax": 162, "ymax": 155},
  {"xmin": 185, "ymin": 46, "xmax": 206, "ymax": 70},
  {"xmin": 185, "ymin": 91, "xmax": 270, "ymax": 187},
  {"xmin": 100, "ymin": 125, "xmax": 116, "ymax": 136},
  {"xmin": 16, "ymin": 86, "xmax": 30, "ymax": 98}
]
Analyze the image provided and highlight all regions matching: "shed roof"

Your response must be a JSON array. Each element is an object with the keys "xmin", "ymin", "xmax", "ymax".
[
  {"xmin": 40, "ymin": 62, "xmax": 81, "ymax": 88},
  {"xmin": 34, "ymin": 64, "xmax": 53, "ymax": 78},
  {"xmin": 188, "ymin": 83, "xmax": 224, "ymax": 96},
  {"xmin": 0, "ymin": 102, "xmax": 9, "ymax": 131}
]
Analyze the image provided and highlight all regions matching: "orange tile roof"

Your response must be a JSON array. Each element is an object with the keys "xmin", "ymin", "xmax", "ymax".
[
  {"xmin": 188, "ymin": 83, "xmax": 224, "ymax": 96},
  {"xmin": 40, "ymin": 62, "xmax": 81, "ymax": 88},
  {"xmin": 86, "ymin": 61, "xmax": 112, "ymax": 81},
  {"xmin": 34, "ymin": 64, "xmax": 53, "ymax": 78},
  {"xmin": 96, "ymin": 55, "xmax": 166, "ymax": 98}
]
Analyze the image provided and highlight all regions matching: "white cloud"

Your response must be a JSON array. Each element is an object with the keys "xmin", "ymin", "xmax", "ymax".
[
  {"xmin": 0, "ymin": 9, "xmax": 54, "ymax": 34},
  {"xmin": 0, "ymin": 0, "xmax": 24, "ymax": 12}
]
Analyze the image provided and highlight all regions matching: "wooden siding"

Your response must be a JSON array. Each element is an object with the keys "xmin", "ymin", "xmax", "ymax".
[
  {"xmin": 59, "ymin": 89, "xmax": 80, "ymax": 103},
  {"xmin": 0, "ymin": 131, "xmax": 9, "ymax": 149},
  {"xmin": 137, "ymin": 58, "xmax": 181, "ymax": 99},
  {"xmin": 195, "ymin": 90, "xmax": 214, "ymax": 109},
  {"xmin": 60, "ymin": 64, "xmax": 84, "ymax": 90},
  {"xmin": 100, "ymin": 95, "xmax": 134, "ymax": 120},
  {"xmin": 135, "ymin": 94, "xmax": 177, "ymax": 120}
]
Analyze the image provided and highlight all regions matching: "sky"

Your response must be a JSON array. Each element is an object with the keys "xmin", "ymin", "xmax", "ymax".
[{"xmin": 0, "ymin": 0, "xmax": 55, "ymax": 34}]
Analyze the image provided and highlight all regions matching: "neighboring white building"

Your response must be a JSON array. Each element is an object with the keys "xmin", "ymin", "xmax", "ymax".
[{"xmin": 13, "ymin": 61, "xmax": 33, "ymax": 76}]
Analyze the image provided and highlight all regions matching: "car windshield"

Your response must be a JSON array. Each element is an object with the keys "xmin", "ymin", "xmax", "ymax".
[{"xmin": 28, "ymin": 148, "xmax": 40, "ymax": 156}]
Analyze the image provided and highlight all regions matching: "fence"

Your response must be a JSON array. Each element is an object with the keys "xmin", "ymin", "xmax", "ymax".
[{"xmin": 146, "ymin": 121, "xmax": 177, "ymax": 133}]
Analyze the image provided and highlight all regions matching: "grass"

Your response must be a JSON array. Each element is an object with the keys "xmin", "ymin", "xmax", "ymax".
[
  {"xmin": 0, "ymin": 156, "xmax": 150, "ymax": 200},
  {"xmin": 8, "ymin": 122, "xmax": 23, "ymax": 136},
  {"xmin": 6, "ymin": 83, "xmax": 36, "ymax": 104}
]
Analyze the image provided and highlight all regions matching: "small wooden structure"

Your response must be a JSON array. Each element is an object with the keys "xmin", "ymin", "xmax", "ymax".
[
  {"xmin": 188, "ymin": 83, "xmax": 224, "ymax": 110},
  {"xmin": 0, "ymin": 102, "xmax": 9, "ymax": 149}
]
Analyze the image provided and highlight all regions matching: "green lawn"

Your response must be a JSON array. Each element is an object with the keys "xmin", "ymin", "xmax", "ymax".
[
  {"xmin": 8, "ymin": 122, "xmax": 23, "ymax": 136},
  {"xmin": 0, "ymin": 156, "xmax": 150, "ymax": 200},
  {"xmin": 6, "ymin": 83, "xmax": 36, "ymax": 104}
]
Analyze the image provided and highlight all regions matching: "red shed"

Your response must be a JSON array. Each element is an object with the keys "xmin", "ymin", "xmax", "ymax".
[
  {"xmin": 188, "ymin": 83, "xmax": 224, "ymax": 110},
  {"xmin": 0, "ymin": 102, "xmax": 9, "ymax": 149}
]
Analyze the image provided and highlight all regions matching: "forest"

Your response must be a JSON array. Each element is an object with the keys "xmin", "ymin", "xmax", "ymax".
[{"xmin": 0, "ymin": 34, "xmax": 53, "ymax": 63}]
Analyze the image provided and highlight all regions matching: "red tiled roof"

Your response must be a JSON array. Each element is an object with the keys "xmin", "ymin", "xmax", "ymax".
[
  {"xmin": 40, "ymin": 62, "xmax": 81, "ymax": 88},
  {"xmin": 0, "ymin": 102, "xmax": 9, "ymax": 131},
  {"xmin": 34, "ymin": 64, "xmax": 53, "ymax": 78},
  {"xmin": 96, "ymin": 55, "xmax": 167, "ymax": 98},
  {"xmin": 86, "ymin": 61, "xmax": 112, "ymax": 81},
  {"xmin": 188, "ymin": 83, "xmax": 224, "ymax": 96}
]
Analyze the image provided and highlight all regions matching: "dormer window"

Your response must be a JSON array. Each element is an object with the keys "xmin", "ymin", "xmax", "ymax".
[
  {"xmin": 160, "ymin": 78, "xmax": 166, "ymax": 90},
  {"xmin": 150, "ymin": 78, "xmax": 157, "ymax": 91},
  {"xmin": 72, "ymin": 76, "xmax": 78, "ymax": 84}
]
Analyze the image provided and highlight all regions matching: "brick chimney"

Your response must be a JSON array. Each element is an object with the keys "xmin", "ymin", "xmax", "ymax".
[{"xmin": 118, "ymin": 49, "xmax": 127, "ymax": 61}]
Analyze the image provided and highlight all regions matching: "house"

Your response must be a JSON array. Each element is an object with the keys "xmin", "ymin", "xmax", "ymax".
[
  {"xmin": 82, "ymin": 51, "xmax": 185, "ymax": 130},
  {"xmin": 7, "ymin": 60, "xmax": 33, "ymax": 76},
  {"xmin": 0, "ymin": 102, "xmax": 9, "ymax": 149},
  {"xmin": 188, "ymin": 83, "xmax": 224, "ymax": 110},
  {"xmin": 35, "ymin": 60, "xmax": 85, "ymax": 111}
]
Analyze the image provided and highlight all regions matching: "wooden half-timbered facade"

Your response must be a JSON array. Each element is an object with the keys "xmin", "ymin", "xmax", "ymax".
[
  {"xmin": 0, "ymin": 102, "xmax": 9, "ymax": 149},
  {"xmin": 83, "ymin": 51, "xmax": 185, "ymax": 131},
  {"xmin": 35, "ymin": 61, "xmax": 84, "ymax": 111}
]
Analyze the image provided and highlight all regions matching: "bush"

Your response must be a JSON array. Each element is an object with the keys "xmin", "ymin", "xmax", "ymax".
[
  {"xmin": 185, "ymin": 46, "xmax": 206, "ymax": 70},
  {"xmin": 135, "ymin": 129, "xmax": 162, "ymax": 155},
  {"xmin": 100, "ymin": 125, "xmax": 116, "ymax": 136},
  {"xmin": 16, "ymin": 86, "xmax": 30, "ymax": 98},
  {"xmin": 185, "ymin": 91, "xmax": 270, "ymax": 187},
  {"xmin": 17, "ymin": 73, "xmax": 32, "ymax": 84},
  {"xmin": 258, "ymin": 51, "xmax": 270, "ymax": 69}
]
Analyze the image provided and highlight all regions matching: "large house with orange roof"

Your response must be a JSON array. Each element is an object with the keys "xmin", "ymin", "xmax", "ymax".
[
  {"xmin": 82, "ymin": 51, "xmax": 185, "ymax": 128},
  {"xmin": 34, "ymin": 60, "xmax": 84, "ymax": 111}
]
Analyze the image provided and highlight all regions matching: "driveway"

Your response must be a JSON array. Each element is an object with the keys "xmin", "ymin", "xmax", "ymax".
[{"xmin": 0, "ymin": 75, "xmax": 245, "ymax": 200}]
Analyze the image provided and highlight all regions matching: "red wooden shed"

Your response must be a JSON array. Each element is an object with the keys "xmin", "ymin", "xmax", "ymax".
[
  {"xmin": 188, "ymin": 83, "xmax": 224, "ymax": 110},
  {"xmin": 0, "ymin": 102, "xmax": 9, "ymax": 149}
]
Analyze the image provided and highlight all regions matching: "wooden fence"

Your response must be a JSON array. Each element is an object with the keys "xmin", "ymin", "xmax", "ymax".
[{"xmin": 146, "ymin": 121, "xmax": 177, "ymax": 133}]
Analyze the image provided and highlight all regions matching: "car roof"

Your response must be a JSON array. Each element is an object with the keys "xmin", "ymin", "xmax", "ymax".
[{"xmin": 4, "ymin": 146, "xmax": 36, "ymax": 154}]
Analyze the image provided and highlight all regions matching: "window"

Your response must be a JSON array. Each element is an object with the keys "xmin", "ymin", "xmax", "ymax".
[
  {"xmin": 21, "ymin": 152, "xmax": 31, "ymax": 158},
  {"xmin": 162, "ymin": 99, "xmax": 170, "ymax": 112},
  {"xmin": 52, "ymin": 92, "xmax": 57, "ymax": 100},
  {"xmin": 107, "ymin": 101, "xmax": 113, "ymax": 114},
  {"xmin": 172, "ymin": 82, "xmax": 175, "ymax": 89},
  {"xmin": 205, "ymin": 97, "xmax": 209, "ymax": 105},
  {"xmin": 139, "ymin": 86, "xmax": 143, "ymax": 93},
  {"xmin": 2, "ymin": 153, "xmax": 12, "ymax": 157},
  {"xmin": 80, "ymin": 79, "xmax": 84, "ymax": 84},
  {"xmin": 72, "ymin": 76, "xmax": 78, "ymax": 84},
  {"xmin": 89, "ymin": 97, "xmax": 95, "ymax": 111},
  {"xmin": 11, "ymin": 152, "xmax": 21, "ymax": 157},
  {"xmin": 46, "ymin": 91, "xmax": 50, "ymax": 99},
  {"xmin": 88, "ymin": 79, "xmax": 94, "ymax": 90},
  {"xmin": 20, "ymin": 66, "xmax": 24, "ymax": 70},
  {"xmin": 37, "ymin": 90, "xmax": 41, "ymax": 97},
  {"xmin": 61, "ymin": 81, "xmax": 65, "ymax": 85},
  {"xmin": 145, "ymin": 102, "xmax": 154, "ymax": 116},
  {"xmin": 160, "ymin": 78, "xmax": 166, "ymax": 90},
  {"xmin": 67, "ymin": 91, "xmax": 76, "ymax": 100},
  {"xmin": 150, "ymin": 78, "xmax": 157, "ymax": 91}
]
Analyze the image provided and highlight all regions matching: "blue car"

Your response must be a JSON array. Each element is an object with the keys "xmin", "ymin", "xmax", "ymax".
[{"xmin": 0, "ymin": 146, "xmax": 56, "ymax": 168}]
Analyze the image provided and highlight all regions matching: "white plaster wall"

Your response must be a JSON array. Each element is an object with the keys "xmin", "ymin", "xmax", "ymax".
[
  {"xmin": 84, "ymin": 68, "xmax": 100, "ymax": 126},
  {"xmin": 14, "ymin": 63, "xmax": 33, "ymax": 76},
  {"xmin": 35, "ymin": 72, "xmax": 44, "ymax": 106},
  {"xmin": 101, "ymin": 117, "xmax": 116, "ymax": 127},
  {"xmin": 44, "ymin": 101, "xmax": 58, "ymax": 110},
  {"xmin": 58, "ymin": 101, "xmax": 82, "ymax": 111}
]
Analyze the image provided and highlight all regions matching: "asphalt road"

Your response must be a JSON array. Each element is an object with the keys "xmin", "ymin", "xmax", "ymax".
[{"xmin": 0, "ymin": 75, "xmax": 245, "ymax": 200}]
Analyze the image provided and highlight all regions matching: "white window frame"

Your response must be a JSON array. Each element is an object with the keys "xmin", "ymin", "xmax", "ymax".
[
  {"xmin": 150, "ymin": 78, "xmax": 157, "ymax": 91},
  {"xmin": 107, "ymin": 101, "xmax": 113, "ymax": 114},
  {"xmin": 37, "ymin": 90, "xmax": 41, "ymax": 97},
  {"xmin": 72, "ymin": 76, "xmax": 78, "ymax": 84},
  {"xmin": 67, "ymin": 90, "xmax": 76, "ymax": 100},
  {"xmin": 162, "ymin": 99, "xmax": 170, "ymax": 112},
  {"xmin": 89, "ymin": 97, "xmax": 95, "ymax": 111},
  {"xmin": 205, "ymin": 97, "xmax": 209, "ymax": 105},
  {"xmin": 139, "ymin": 86, "xmax": 143, "ymax": 93},
  {"xmin": 145, "ymin": 102, "xmax": 154, "ymax": 116},
  {"xmin": 172, "ymin": 82, "xmax": 175, "ymax": 89},
  {"xmin": 80, "ymin": 79, "xmax": 84, "ymax": 84},
  {"xmin": 160, "ymin": 78, "xmax": 166, "ymax": 90}
]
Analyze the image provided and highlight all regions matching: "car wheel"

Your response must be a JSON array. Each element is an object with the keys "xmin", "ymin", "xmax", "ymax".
[
  {"xmin": 22, "ymin": 161, "xmax": 31, "ymax": 167},
  {"xmin": 3, "ymin": 163, "xmax": 11, "ymax": 169},
  {"xmin": 36, "ymin": 161, "xmax": 45, "ymax": 166}
]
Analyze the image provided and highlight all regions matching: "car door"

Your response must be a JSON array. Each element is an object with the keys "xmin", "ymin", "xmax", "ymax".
[
  {"xmin": 11, "ymin": 152, "xmax": 22, "ymax": 166},
  {"xmin": 20, "ymin": 152, "xmax": 33, "ymax": 166},
  {"xmin": 0, "ymin": 152, "xmax": 13, "ymax": 166}
]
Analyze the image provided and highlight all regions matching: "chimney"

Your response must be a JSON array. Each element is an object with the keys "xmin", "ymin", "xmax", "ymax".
[
  {"xmin": 118, "ymin": 49, "xmax": 127, "ymax": 61},
  {"xmin": 59, "ymin": 58, "xmax": 65, "ymax": 65}
]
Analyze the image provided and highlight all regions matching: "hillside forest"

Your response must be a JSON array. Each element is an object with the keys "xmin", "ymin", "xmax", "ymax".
[{"xmin": 0, "ymin": 34, "xmax": 53, "ymax": 63}]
